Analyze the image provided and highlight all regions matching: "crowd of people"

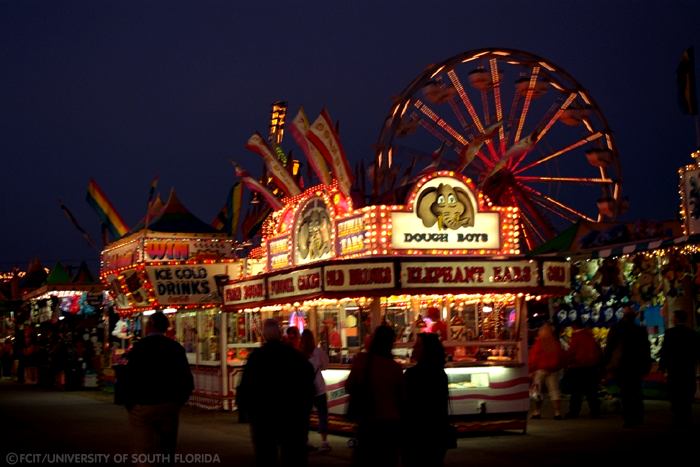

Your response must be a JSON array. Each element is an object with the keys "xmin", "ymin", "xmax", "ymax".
[
  {"xmin": 529, "ymin": 304, "xmax": 699, "ymax": 430},
  {"xmin": 6, "ymin": 305, "xmax": 697, "ymax": 467},
  {"xmin": 236, "ymin": 320, "xmax": 452, "ymax": 467},
  {"xmin": 0, "ymin": 319, "xmax": 103, "ymax": 390}
]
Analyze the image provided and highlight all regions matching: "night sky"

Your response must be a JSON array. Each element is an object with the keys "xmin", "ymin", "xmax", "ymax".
[{"xmin": 2, "ymin": 1, "xmax": 699, "ymax": 273}]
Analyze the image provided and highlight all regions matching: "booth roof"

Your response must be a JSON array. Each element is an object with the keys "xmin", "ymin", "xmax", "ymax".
[
  {"xmin": 128, "ymin": 189, "xmax": 217, "ymax": 234},
  {"xmin": 46, "ymin": 262, "xmax": 72, "ymax": 285},
  {"xmin": 529, "ymin": 219, "xmax": 683, "ymax": 258},
  {"xmin": 72, "ymin": 261, "xmax": 96, "ymax": 284}
]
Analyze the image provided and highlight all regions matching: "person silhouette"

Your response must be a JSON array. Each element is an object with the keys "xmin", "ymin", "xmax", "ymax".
[
  {"xmin": 604, "ymin": 304, "xmax": 651, "ymax": 427},
  {"xmin": 528, "ymin": 322, "xmax": 565, "ymax": 419},
  {"xmin": 345, "ymin": 325, "xmax": 404, "ymax": 467},
  {"xmin": 403, "ymin": 333, "xmax": 449, "ymax": 467},
  {"xmin": 659, "ymin": 309, "xmax": 700, "ymax": 428},
  {"xmin": 237, "ymin": 319, "xmax": 315, "ymax": 467},
  {"xmin": 123, "ymin": 311, "xmax": 194, "ymax": 465}
]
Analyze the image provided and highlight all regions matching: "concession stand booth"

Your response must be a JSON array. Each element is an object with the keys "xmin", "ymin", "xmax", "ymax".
[
  {"xmin": 99, "ymin": 191, "xmax": 244, "ymax": 409},
  {"xmin": 223, "ymin": 171, "xmax": 570, "ymax": 431}
]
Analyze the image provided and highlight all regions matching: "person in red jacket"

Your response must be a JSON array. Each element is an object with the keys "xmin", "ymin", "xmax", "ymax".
[
  {"xmin": 564, "ymin": 319, "xmax": 602, "ymax": 418},
  {"xmin": 528, "ymin": 322, "xmax": 564, "ymax": 419}
]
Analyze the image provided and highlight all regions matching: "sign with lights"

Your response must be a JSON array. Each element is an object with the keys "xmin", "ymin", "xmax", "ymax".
[
  {"xmin": 400, "ymin": 261, "xmax": 538, "ymax": 289},
  {"xmin": 336, "ymin": 215, "xmax": 368, "ymax": 256},
  {"xmin": 268, "ymin": 236, "xmax": 291, "ymax": 270},
  {"xmin": 391, "ymin": 174, "xmax": 513, "ymax": 253},
  {"xmin": 268, "ymin": 267, "xmax": 323, "ymax": 300},
  {"xmin": 223, "ymin": 278, "xmax": 266, "ymax": 305},
  {"xmin": 679, "ymin": 161, "xmax": 700, "ymax": 236},
  {"xmin": 146, "ymin": 264, "xmax": 227, "ymax": 305},
  {"xmin": 324, "ymin": 262, "xmax": 394, "ymax": 292},
  {"xmin": 101, "ymin": 241, "xmax": 140, "ymax": 272},
  {"xmin": 542, "ymin": 261, "xmax": 570, "ymax": 287},
  {"xmin": 144, "ymin": 237, "xmax": 234, "ymax": 263}
]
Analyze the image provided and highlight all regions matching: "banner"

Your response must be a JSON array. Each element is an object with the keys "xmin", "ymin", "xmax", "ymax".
[
  {"xmin": 233, "ymin": 163, "xmax": 284, "ymax": 211},
  {"xmin": 86, "ymin": 179, "xmax": 129, "ymax": 239},
  {"xmin": 290, "ymin": 107, "xmax": 332, "ymax": 185},
  {"xmin": 245, "ymin": 133, "xmax": 301, "ymax": 197},
  {"xmin": 306, "ymin": 110, "xmax": 353, "ymax": 195}
]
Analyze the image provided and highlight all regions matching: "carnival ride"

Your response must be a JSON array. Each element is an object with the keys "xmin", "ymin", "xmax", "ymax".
[{"xmin": 374, "ymin": 48, "xmax": 625, "ymax": 250}]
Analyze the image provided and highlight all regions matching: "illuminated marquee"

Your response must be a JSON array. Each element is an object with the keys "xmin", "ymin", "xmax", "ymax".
[
  {"xmin": 400, "ymin": 260, "xmax": 538, "ymax": 288},
  {"xmin": 223, "ymin": 279, "xmax": 266, "ymax": 305},
  {"xmin": 145, "ymin": 237, "xmax": 233, "ymax": 262},
  {"xmin": 146, "ymin": 264, "xmax": 228, "ymax": 305},
  {"xmin": 391, "ymin": 174, "xmax": 514, "ymax": 252},
  {"xmin": 542, "ymin": 261, "xmax": 570, "ymax": 287},
  {"xmin": 324, "ymin": 262, "xmax": 394, "ymax": 292},
  {"xmin": 268, "ymin": 268, "xmax": 323, "ymax": 300},
  {"xmin": 336, "ymin": 215, "xmax": 368, "ymax": 256},
  {"xmin": 268, "ymin": 236, "xmax": 291, "ymax": 270}
]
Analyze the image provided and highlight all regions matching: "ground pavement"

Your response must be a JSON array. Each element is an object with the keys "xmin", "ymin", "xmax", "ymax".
[{"xmin": 0, "ymin": 381, "xmax": 698, "ymax": 466}]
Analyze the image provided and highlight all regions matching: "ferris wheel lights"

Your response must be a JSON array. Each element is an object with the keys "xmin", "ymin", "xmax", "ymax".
[
  {"xmin": 549, "ymin": 81, "xmax": 566, "ymax": 92},
  {"xmin": 492, "ymin": 51, "xmax": 511, "ymax": 56},
  {"xmin": 579, "ymin": 91, "xmax": 591, "ymax": 105},
  {"xmin": 538, "ymin": 61, "xmax": 556, "ymax": 72}
]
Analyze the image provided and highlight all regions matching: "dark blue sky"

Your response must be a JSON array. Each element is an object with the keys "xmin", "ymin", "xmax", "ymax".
[{"xmin": 2, "ymin": 1, "xmax": 699, "ymax": 272}]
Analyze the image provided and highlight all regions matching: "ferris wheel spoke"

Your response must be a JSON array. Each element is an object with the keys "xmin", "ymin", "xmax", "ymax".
[
  {"xmin": 447, "ymin": 98, "xmax": 471, "ymax": 133},
  {"xmin": 489, "ymin": 58, "xmax": 506, "ymax": 151},
  {"xmin": 516, "ymin": 175, "xmax": 615, "ymax": 185},
  {"xmin": 512, "ymin": 187, "xmax": 557, "ymax": 239},
  {"xmin": 514, "ymin": 131, "xmax": 604, "ymax": 174},
  {"xmin": 415, "ymin": 99, "xmax": 468, "ymax": 147},
  {"xmin": 418, "ymin": 119, "xmax": 457, "ymax": 150},
  {"xmin": 526, "ymin": 194, "xmax": 579, "ymax": 224},
  {"xmin": 519, "ymin": 212, "xmax": 548, "ymax": 244},
  {"xmin": 481, "ymin": 90, "xmax": 492, "ymax": 127},
  {"xmin": 513, "ymin": 66, "xmax": 540, "ymax": 144},
  {"xmin": 536, "ymin": 92, "xmax": 578, "ymax": 142},
  {"xmin": 447, "ymin": 70, "xmax": 485, "ymax": 133},
  {"xmin": 519, "ymin": 221, "xmax": 535, "ymax": 251},
  {"xmin": 519, "ymin": 184, "xmax": 596, "ymax": 222}
]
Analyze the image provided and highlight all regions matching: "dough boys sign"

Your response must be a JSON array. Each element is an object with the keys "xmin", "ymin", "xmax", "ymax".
[{"xmin": 391, "ymin": 174, "xmax": 508, "ymax": 251}]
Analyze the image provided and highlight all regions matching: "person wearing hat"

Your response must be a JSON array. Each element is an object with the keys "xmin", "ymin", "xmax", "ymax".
[{"xmin": 604, "ymin": 304, "xmax": 651, "ymax": 427}]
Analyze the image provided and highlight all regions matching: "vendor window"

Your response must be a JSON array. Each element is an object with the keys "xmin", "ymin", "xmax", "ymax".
[{"xmin": 198, "ymin": 309, "xmax": 220, "ymax": 362}]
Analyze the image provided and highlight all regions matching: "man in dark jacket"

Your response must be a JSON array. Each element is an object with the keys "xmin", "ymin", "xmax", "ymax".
[
  {"xmin": 236, "ymin": 319, "xmax": 315, "ymax": 467},
  {"xmin": 123, "ymin": 311, "xmax": 194, "ymax": 462},
  {"xmin": 659, "ymin": 309, "xmax": 700, "ymax": 428}
]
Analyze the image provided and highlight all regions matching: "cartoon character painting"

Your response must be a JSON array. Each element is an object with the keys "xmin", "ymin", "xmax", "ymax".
[{"xmin": 416, "ymin": 183, "xmax": 475, "ymax": 230}]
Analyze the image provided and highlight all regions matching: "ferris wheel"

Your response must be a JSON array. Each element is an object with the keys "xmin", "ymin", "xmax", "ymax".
[{"xmin": 375, "ymin": 48, "xmax": 624, "ymax": 250}]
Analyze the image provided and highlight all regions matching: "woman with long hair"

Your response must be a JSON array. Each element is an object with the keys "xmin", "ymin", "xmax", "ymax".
[{"xmin": 345, "ymin": 325, "xmax": 404, "ymax": 467}]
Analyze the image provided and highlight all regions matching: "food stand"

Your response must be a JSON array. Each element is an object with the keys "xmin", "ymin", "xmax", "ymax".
[
  {"xmin": 224, "ymin": 171, "xmax": 570, "ymax": 431},
  {"xmin": 99, "ymin": 191, "xmax": 244, "ymax": 409}
]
